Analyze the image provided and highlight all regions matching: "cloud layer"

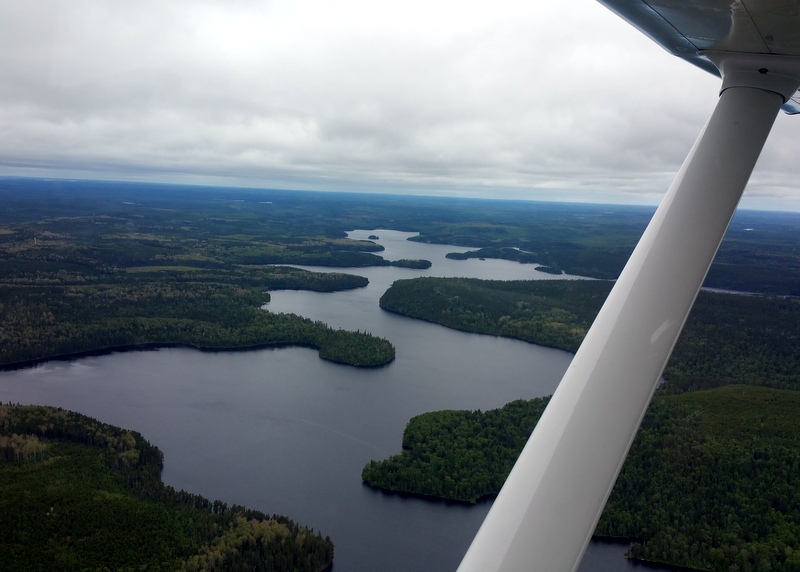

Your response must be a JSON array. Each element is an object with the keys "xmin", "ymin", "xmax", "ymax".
[{"xmin": 1, "ymin": 0, "xmax": 797, "ymax": 208}]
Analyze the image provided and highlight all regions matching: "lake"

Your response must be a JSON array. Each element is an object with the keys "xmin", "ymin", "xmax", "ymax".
[{"xmin": 0, "ymin": 230, "xmax": 672, "ymax": 571}]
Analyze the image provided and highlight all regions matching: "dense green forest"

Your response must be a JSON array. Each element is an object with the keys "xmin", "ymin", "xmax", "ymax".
[
  {"xmin": 363, "ymin": 386, "xmax": 800, "ymax": 571},
  {"xmin": 362, "ymin": 398, "xmax": 551, "ymax": 502},
  {"xmin": 2, "ymin": 178, "xmax": 800, "ymax": 293},
  {"xmin": 0, "ymin": 404, "xmax": 333, "ymax": 571},
  {"xmin": 0, "ymin": 180, "xmax": 403, "ymax": 368},
  {"xmin": 5, "ymin": 179, "xmax": 800, "ymax": 570},
  {"xmin": 0, "ymin": 280, "xmax": 394, "ymax": 368},
  {"xmin": 380, "ymin": 277, "xmax": 800, "ymax": 393},
  {"xmin": 375, "ymin": 276, "xmax": 800, "ymax": 569}
]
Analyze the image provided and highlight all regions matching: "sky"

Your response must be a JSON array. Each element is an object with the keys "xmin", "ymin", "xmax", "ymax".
[{"xmin": 1, "ymin": 0, "xmax": 798, "ymax": 210}]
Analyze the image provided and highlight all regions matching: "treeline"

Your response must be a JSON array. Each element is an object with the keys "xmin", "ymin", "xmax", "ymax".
[
  {"xmin": 379, "ymin": 277, "xmax": 800, "ymax": 393},
  {"xmin": 124, "ymin": 265, "xmax": 370, "ymax": 293},
  {"xmin": 407, "ymin": 205, "xmax": 649, "ymax": 281},
  {"xmin": 4, "ymin": 179, "xmax": 800, "ymax": 294},
  {"xmin": 229, "ymin": 248, "xmax": 389, "ymax": 268},
  {"xmin": 389, "ymin": 258, "xmax": 432, "ymax": 269},
  {"xmin": 379, "ymin": 277, "xmax": 606, "ymax": 352},
  {"xmin": 362, "ymin": 398, "xmax": 550, "ymax": 502},
  {"xmin": 363, "ymin": 386, "xmax": 800, "ymax": 571},
  {"xmin": 0, "ymin": 404, "xmax": 333, "ymax": 571},
  {"xmin": 446, "ymin": 247, "xmax": 561, "ymax": 274},
  {"xmin": 317, "ymin": 329, "xmax": 395, "ymax": 367},
  {"xmin": 230, "ymin": 249, "xmax": 430, "ymax": 270},
  {"xmin": 0, "ymin": 182, "xmax": 411, "ymax": 372},
  {"xmin": 598, "ymin": 387, "xmax": 800, "ymax": 570},
  {"xmin": 0, "ymin": 282, "xmax": 394, "ymax": 368}
]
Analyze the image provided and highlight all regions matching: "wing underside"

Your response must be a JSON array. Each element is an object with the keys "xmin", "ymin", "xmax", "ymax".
[{"xmin": 598, "ymin": 0, "xmax": 800, "ymax": 113}]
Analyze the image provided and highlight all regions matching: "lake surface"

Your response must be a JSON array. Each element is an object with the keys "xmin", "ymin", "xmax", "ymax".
[{"xmin": 0, "ymin": 230, "xmax": 671, "ymax": 571}]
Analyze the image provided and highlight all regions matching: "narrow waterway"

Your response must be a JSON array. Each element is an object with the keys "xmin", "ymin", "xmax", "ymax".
[{"xmin": 0, "ymin": 230, "xmax": 673, "ymax": 571}]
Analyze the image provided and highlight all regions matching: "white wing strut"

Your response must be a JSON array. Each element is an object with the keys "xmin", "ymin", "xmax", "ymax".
[{"xmin": 458, "ymin": 2, "xmax": 800, "ymax": 570}]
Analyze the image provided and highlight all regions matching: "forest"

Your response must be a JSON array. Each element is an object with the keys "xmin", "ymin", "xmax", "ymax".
[
  {"xmin": 0, "ymin": 181, "xmax": 404, "ymax": 368},
  {"xmin": 379, "ymin": 277, "xmax": 800, "ymax": 393},
  {"xmin": 0, "ymin": 280, "xmax": 394, "ymax": 369},
  {"xmin": 371, "ymin": 276, "xmax": 800, "ymax": 569},
  {"xmin": 5, "ymin": 178, "xmax": 800, "ymax": 570},
  {"xmin": 3, "ymin": 177, "xmax": 800, "ymax": 294},
  {"xmin": 362, "ymin": 386, "xmax": 800, "ymax": 571},
  {"xmin": 0, "ymin": 404, "xmax": 333, "ymax": 571}
]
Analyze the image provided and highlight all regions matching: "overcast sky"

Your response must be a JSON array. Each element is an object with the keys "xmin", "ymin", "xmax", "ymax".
[{"xmin": 1, "ymin": 0, "xmax": 798, "ymax": 209}]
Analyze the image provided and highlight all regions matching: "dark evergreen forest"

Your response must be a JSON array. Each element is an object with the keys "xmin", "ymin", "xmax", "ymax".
[
  {"xmin": 4, "ymin": 178, "xmax": 800, "ymax": 570},
  {"xmin": 379, "ymin": 277, "xmax": 800, "ymax": 393},
  {"xmin": 0, "ymin": 404, "xmax": 334, "ymax": 571},
  {"xmin": 363, "ymin": 387, "xmax": 800, "ymax": 571},
  {"xmin": 0, "ymin": 180, "xmax": 405, "ymax": 368},
  {"xmin": 370, "ymin": 276, "xmax": 800, "ymax": 570}
]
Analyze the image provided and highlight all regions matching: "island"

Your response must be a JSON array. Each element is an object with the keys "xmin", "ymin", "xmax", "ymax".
[{"xmin": 388, "ymin": 258, "xmax": 432, "ymax": 269}]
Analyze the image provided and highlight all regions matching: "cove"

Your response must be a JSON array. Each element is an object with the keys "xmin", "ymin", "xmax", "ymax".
[{"xmin": 0, "ymin": 230, "xmax": 675, "ymax": 571}]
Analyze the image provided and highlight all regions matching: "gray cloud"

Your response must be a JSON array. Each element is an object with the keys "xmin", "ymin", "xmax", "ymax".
[{"xmin": 1, "ymin": 0, "xmax": 797, "ymax": 208}]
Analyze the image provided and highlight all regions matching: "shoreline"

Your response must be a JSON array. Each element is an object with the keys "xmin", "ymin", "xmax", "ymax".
[
  {"xmin": 365, "ymin": 483, "xmax": 704, "ymax": 571},
  {"xmin": 0, "ymin": 340, "xmax": 394, "ymax": 373}
]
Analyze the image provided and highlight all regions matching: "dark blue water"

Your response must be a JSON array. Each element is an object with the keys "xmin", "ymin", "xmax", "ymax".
[{"xmin": 0, "ymin": 230, "xmax": 672, "ymax": 571}]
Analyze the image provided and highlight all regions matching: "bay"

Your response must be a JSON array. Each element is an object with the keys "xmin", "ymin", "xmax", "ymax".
[{"xmin": 0, "ymin": 230, "xmax": 672, "ymax": 571}]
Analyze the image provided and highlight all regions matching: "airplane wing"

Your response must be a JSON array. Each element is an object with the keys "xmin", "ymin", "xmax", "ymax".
[
  {"xmin": 599, "ymin": 0, "xmax": 800, "ymax": 113},
  {"xmin": 459, "ymin": 2, "xmax": 800, "ymax": 570}
]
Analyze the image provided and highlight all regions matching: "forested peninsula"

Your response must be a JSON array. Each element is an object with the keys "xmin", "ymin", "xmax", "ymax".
[
  {"xmin": 0, "ymin": 404, "xmax": 334, "ymax": 571},
  {"xmin": 363, "ymin": 386, "xmax": 800, "ymax": 571},
  {"xmin": 0, "ymin": 278, "xmax": 394, "ymax": 369},
  {"xmin": 0, "ymin": 183, "xmax": 399, "ymax": 368},
  {"xmin": 379, "ymin": 277, "xmax": 800, "ymax": 393},
  {"xmin": 371, "ymin": 276, "xmax": 800, "ymax": 570},
  {"xmin": 6, "ymin": 180, "xmax": 800, "ymax": 570}
]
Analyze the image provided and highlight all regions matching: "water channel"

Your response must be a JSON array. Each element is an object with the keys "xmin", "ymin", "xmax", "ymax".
[{"xmin": 0, "ymin": 230, "xmax": 673, "ymax": 571}]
